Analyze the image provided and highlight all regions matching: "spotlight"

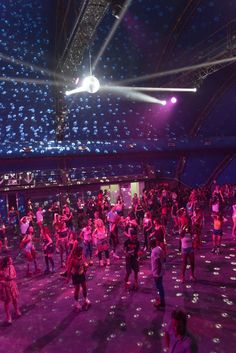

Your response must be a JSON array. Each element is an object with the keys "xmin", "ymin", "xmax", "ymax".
[
  {"xmin": 162, "ymin": 100, "xmax": 167, "ymax": 106},
  {"xmin": 171, "ymin": 97, "xmax": 177, "ymax": 104},
  {"xmin": 82, "ymin": 75, "xmax": 100, "ymax": 94}
]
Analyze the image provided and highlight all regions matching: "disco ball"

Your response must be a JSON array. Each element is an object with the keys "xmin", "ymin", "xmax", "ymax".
[{"xmin": 82, "ymin": 75, "xmax": 100, "ymax": 94}]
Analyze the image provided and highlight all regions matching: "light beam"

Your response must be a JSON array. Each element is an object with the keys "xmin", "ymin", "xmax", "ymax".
[
  {"xmin": 116, "ymin": 56, "xmax": 236, "ymax": 85},
  {"xmin": 92, "ymin": 0, "xmax": 132, "ymax": 71}
]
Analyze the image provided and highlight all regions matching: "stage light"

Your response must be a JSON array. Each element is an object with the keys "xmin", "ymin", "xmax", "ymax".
[
  {"xmin": 110, "ymin": 1, "xmax": 126, "ymax": 19},
  {"xmin": 162, "ymin": 100, "xmax": 167, "ymax": 106},
  {"xmin": 82, "ymin": 75, "xmax": 100, "ymax": 93},
  {"xmin": 171, "ymin": 97, "xmax": 177, "ymax": 104}
]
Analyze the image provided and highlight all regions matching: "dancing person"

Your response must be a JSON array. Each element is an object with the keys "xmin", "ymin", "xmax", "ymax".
[
  {"xmin": 66, "ymin": 246, "xmax": 90, "ymax": 310},
  {"xmin": 180, "ymin": 225, "xmax": 196, "ymax": 282},
  {"xmin": 0, "ymin": 256, "xmax": 21, "ymax": 324},
  {"xmin": 124, "ymin": 229, "xmax": 140, "ymax": 290},
  {"xmin": 150, "ymin": 238, "xmax": 166, "ymax": 309},
  {"xmin": 0, "ymin": 214, "xmax": 8, "ymax": 251},
  {"xmin": 80, "ymin": 219, "xmax": 93, "ymax": 265},
  {"xmin": 93, "ymin": 219, "xmax": 110, "ymax": 266},
  {"xmin": 107, "ymin": 206, "xmax": 120, "ymax": 258},
  {"xmin": 143, "ymin": 211, "xmax": 152, "ymax": 251},
  {"xmin": 36, "ymin": 206, "xmax": 44, "ymax": 235},
  {"xmin": 211, "ymin": 212, "xmax": 226, "ymax": 255},
  {"xmin": 57, "ymin": 220, "xmax": 69, "ymax": 267},
  {"xmin": 42, "ymin": 226, "xmax": 55, "ymax": 274},
  {"xmin": 124, "ymin": 214, "xmax": 139, "ymax": 239},
  {"xmin": 150, "ymin": 218, "xmax": 167, "ymax": 259},
  {"xmin": 20, "ymin": 226, "xmax": 39, "ymax": 276},
  {"xmin": 232, "ymin": 199, "xmax": 236, "ymax": 239},
  {"xmin": 192, "ymin": 207, "xmax": 203, "ymax": 250},
  {"xmin": 165, "ymin": 309, "xmax": 195, "ymax": 353},
  {"xmin": 63, "ymin": 205, "xmax": 74, "ymax": 231}
]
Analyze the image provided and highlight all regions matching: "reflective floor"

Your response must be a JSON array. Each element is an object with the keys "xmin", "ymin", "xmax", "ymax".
[{"xmin": 1, "ymin": 215, "xmax": 236, "ymax": 353}]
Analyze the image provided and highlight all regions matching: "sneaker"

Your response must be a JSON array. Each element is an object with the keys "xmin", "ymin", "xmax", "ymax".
[
  {"xmin": 154, "ymin": 302, "xmax": 166, "ymax": 309},
  {"xmin": 16, "ymin": 310, "xmax": 22, "ymax": 318},
  {"xmin": 60, "ymin": 271, "xmax": 67, "ymax": 277},
  {"xmin": 75, "ymin": 302, "xmax": 82, "ymax": 310},
  {"xmin": 85, "ymin": 298, "xmax": 91, "ymax": 305},
  {"xmin": 125, "ymin": 281, "xmax": 130, "ymax": 290},
  {"xmin": 153, "ymin": 298, "xmax": 160, "ymax": 306},
  {"xmin": 6, "ymin": 317, "xmax": 12, "ymax": 324},
  {"xmin": 34, "ymin": 268, "xmax": 41, "ymax": 274}
]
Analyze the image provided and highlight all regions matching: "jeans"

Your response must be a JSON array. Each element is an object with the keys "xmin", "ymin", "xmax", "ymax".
[
  {"xmin": 84, "ymin": 241, "xmax": 93, "ymax": 259},
  {"xmin": 154, "ymin": 276, "xmax": 165, "ymax": 304}
]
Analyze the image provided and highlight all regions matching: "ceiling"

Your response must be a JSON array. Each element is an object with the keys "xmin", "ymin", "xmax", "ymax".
[{"xmin": 0, "ymin": 0, "xmax": 235, "ymax": 186}]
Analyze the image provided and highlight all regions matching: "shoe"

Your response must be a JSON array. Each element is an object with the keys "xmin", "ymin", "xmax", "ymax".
[
  {"xmin": 60, "ymin": 271, "xmax": 67, "ymax": 277},
  {"xmin": 125, "ymin": 281, "xmax": 130, "ymax": 290},
  {"xmin": 180, "ymin": 275, "xmax": 185, "ymax": 283},
  {"xmin": 211, "ymin": 248, "xmax": 216, "ymax": 253},
  {"xmin": 16, "ymin": 311, "xmax": 22, "ymax": 318},
  {"xmin": 75, "ymin": 302, "xmax": 82, "ymax": 310},
  {"xmin": 216, "ymin": 248, "xmax": 221, "ymax": 255},
  {"xmin": 99, "ymin": 260, "xmax": 104, "ymax": 267},
  {"xmin": 133, "ymin": 281, "xmax": 139, "ymax": 290},
  {"xmin": 154, "ymin": 302, "xmax": 166, "ymax": 309},
  {"xmin": 89, "ymin": 260, "xmax": 93, "ymax": 266},
  {"xmin": 113, "ymin": 253, "xmax": 120, "ymax": 259},
  {"xmin": 153, "ymin": 298, "xmax": 160, "ymax": 306},
  {"xmin": 190, "ymin": 275, "xmax": 196, "ymax": 281},
  {"xmin": 106, "ymin": 259, "xmax": 110, "ymax": 266},
  {"xmin": 34, "ymin": 268, "xmax": 41, "ymax": 274},
  {"xmin": 6, "ymin": 317, "xmax": 12, "ymax": 324},
  {"xmin": 84, "ymin": 298, "xmax": 91, "ymax": 305}
]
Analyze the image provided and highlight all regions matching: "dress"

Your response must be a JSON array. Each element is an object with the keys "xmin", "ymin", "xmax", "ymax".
[{"xmin": 0, "ymin": 264, "xmax": 19, "ymax": 303}]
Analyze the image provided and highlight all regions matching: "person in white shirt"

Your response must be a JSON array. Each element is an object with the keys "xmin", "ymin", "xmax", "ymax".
[
  {"xmin": 20, "ymin": 216, "xmax": 30, "ymax": 238},
  {"xmin": 150, "ymin": 238, "xmax": 165, "ymax": 308},
  {"xmin": 36, "ymin": 207, "xmax": 44, "ymax": 234}
]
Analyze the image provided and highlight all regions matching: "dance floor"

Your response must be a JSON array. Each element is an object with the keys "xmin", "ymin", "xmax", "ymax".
[{"xmin": 1, "ymin": 215, "xmax": 236, "ymax": 353}]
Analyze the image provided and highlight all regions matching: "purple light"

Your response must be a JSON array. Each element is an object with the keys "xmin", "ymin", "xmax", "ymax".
[{"xmin": 171, "ymin": 97, "xmax": 177, "ymax": 104}]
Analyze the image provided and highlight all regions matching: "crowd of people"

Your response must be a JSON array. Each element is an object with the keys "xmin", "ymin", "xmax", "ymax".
[{"xmin": 0, "ymin": 181, "xmax": 235, "ymax": 351}]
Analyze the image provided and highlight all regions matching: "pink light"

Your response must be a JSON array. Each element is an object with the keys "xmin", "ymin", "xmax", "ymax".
[{"xmin": 171, "ymin": 97, "xmax": 177, "ymax": 104}]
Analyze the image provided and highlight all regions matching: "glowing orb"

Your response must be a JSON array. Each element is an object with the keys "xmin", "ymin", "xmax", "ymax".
[
  {"xmin": 82, "ymin": 75, "xmax": 100, "ymax": 93},
  {"xmin": 171, "ymin": 97, "xmax": 177, "ymax": 104}
]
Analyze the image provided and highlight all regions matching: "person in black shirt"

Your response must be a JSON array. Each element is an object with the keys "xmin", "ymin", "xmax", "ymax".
[{"xmin": 124, "ymin": 230, "xmax": 140, "ymax": 290}]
